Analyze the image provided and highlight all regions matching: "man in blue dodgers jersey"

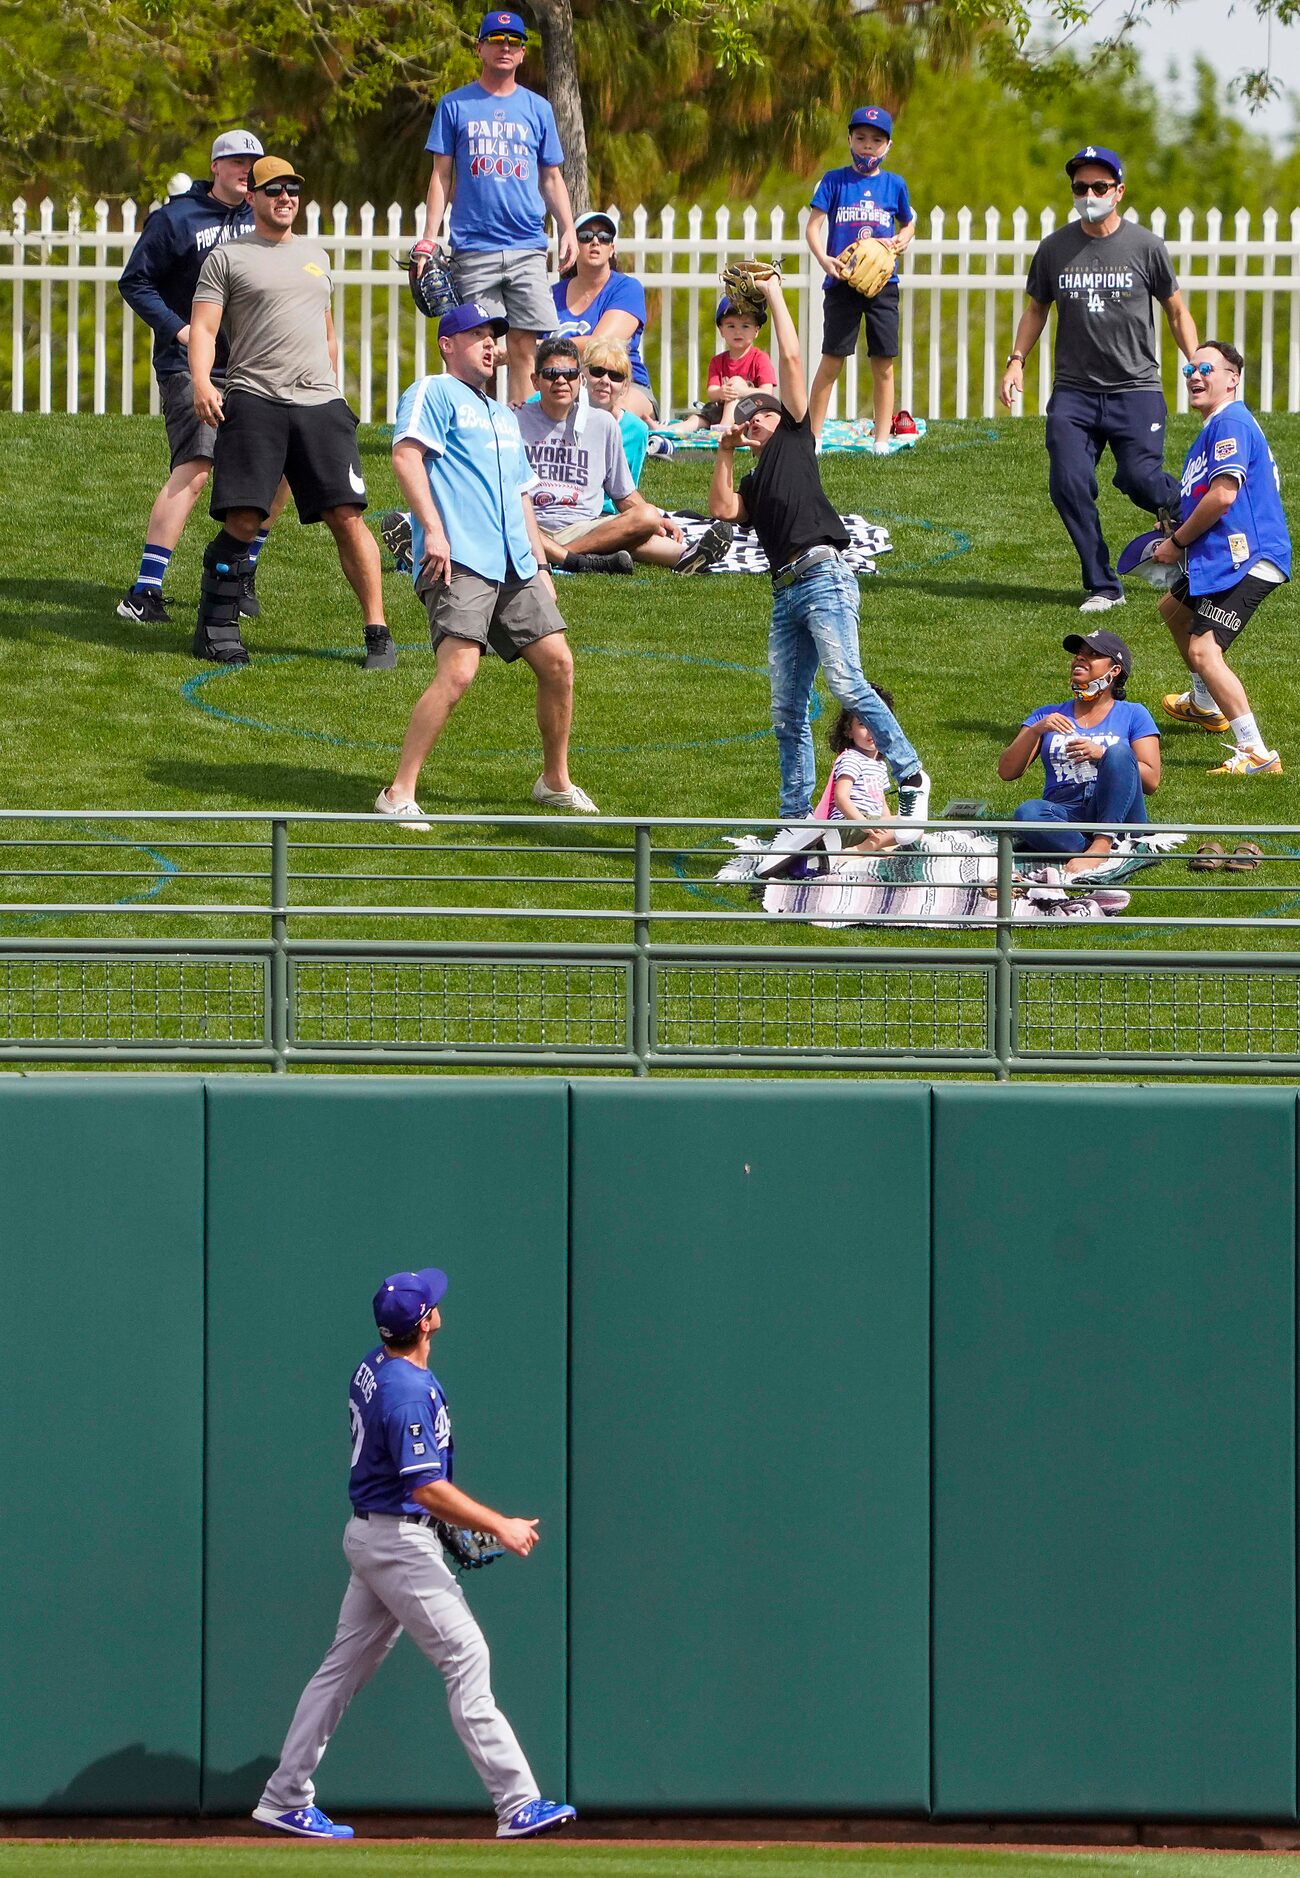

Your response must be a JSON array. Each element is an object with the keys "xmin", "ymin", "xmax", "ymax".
[
  {"xmin": 374, "ymin": 302, "xmax": 598, "ymax": 826},
  {"xmin": 999, "ymin": 146, "xmax": 1198, "ymax": 614},
  {"xmin": 253, "ymin": 1267, "xmax": 576, "ymax": 1842},
  {"xmin": 116, "ymin": 129, "xmax": 287, "ymax": 627},
  {"xmin": 805, "ymin": 106, "xmax": 916, "ymax": 454},
  {"xmin": 416, "ymin": 10, "xmax": 577, "ymax": 404},
  {"xmin": 1150, "ymin": 341, "xmax": 1292, "ymax": 776}
]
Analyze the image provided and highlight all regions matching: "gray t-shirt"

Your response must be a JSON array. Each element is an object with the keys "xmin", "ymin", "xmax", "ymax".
[
  {"xmin": 193, "ymin": 234, "xmax": 340, "ymax": 406},
  {"xmin": 515, "ymin": 401, "xmax": 633, "ymax": 529},
  {"xmin": 1026, "ymin": 219, "xmax": 1179, "ymax": 392}
]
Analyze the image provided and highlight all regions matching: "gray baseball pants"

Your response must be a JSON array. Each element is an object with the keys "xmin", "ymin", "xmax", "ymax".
[{"xmin": 258, "ymin": 1512, "xmax": 540, "ymax": 1822}]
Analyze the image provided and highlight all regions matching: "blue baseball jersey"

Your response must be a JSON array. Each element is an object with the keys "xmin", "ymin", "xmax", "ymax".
[
  {"xmin": 809, "ymin": 168, "xmax": 913, "ymax": 286},
  {"xmin": 426, "ymin": 82, "xmax": 563, "ymax": 253},
  {"xmin": 348, "ymin": 1344, "xmax": 454, "ymax": 1516},
  {"xmin": 1022, "ymin": 698, "xmax": 1159, "ymax": 811},
  {"xmin": 1178, "ymin": 401, "xmax": 1291, "ymax": 595},
  {"xmin": 394, "ymin": 373, "xmax": 539, "ymax": 584}
]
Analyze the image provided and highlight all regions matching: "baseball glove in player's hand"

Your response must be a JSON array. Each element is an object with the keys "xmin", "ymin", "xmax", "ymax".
[
  {"xmin": 435, "ymin": 1522, "xmax": 505, "ymax": 1570},
  {"xmin": 720, "ymin": 258, "xmax": 782, "ymax": 321},
  {"xmin": 404, "ymin": 243, "xmax": 459, "ymax": 320},
  {"xmin": 835, "ymin": 236, "xmax": 895, "ymax": 299}
]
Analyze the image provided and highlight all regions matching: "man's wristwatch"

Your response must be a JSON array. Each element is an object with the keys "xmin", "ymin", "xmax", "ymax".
[{"xmin": 1006, "ymin": 351, "xmax": 1025, "ymax": 366}]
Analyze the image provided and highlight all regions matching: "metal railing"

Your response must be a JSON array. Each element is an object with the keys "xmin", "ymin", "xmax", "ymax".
[
  {"xmin": 5, "ymin": 197, "xmax": 1299, "ymax": 422},
  {"xmin": 3, "ymin": 810, "xmax": 1300, "ymax": 1079}
]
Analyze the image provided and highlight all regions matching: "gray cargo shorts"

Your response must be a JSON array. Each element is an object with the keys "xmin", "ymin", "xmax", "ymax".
[
  {"xmin": 449, "ymin": 249, "xmax": 555, "ymax": 335},
  {"xmin": 159, "ymin": 368, "xmax": 217, "ymax": 470},
  {"xmin": 417, "ymin": 561, "xmax": 567, "ymax": 664}
]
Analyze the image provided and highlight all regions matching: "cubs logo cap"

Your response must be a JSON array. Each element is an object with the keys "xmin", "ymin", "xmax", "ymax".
[
  {"xmin": 478, "ymin": 9, "xmax": 528, "ymax": 36},
  {"xmin": 373, "ymin": 1268, "xmax": 449, "ymax": 1341},
  {"xmin": 849, "ymin": 106, "xmax": 893, "ymax": 137},
  {"xmin": 1063, "ymin": 628, "xmax": 1132, "ymax": 675},
  {"xmin": 734, "ymin": 392, "xmax": 783, "ymax": 423},
  {"xmin": 1065, "ymin": 145, "xmax": 1123, "ymax": 182},
  {"xmin": 250, "ymin": 156, "xmax": 305, "ymax": 188},
  {"xmin": 211, "ymin": 130, "xmax": 264, "ymax": 162},
  {"xmin": 439, "ymin": 299, "xmax": 509, "ymax": 339}
]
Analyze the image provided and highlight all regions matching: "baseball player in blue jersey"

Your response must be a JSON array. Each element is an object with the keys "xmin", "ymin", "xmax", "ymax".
[
  {"xmin": 1152, "ymin": 341, "xmax": 1292, "ymax": 776},
  {"xmin": 805, "ymin": 106, "xmax": 916, "ymax": 452},
  {"xmin": 253, "ymin": 1267, "xmax": 575, "ymax": 1843}
]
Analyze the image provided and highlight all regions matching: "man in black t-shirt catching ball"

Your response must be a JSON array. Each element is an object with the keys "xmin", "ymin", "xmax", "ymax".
[
  {"xmin": 999, "ymin": 145, "xmax": 1198, "ymax": 615},
  {"xmin": 707, "ymin": 271, "xmax": 929, "ymax": 833}
]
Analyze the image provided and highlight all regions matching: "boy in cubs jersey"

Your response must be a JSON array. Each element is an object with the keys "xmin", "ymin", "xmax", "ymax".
[{"xmin": 1152, "ymin": 341, "xmax": 1291, "ymax": 775}]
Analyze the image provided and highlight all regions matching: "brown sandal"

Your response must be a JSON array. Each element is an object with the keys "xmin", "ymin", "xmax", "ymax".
[
  {"xmin": 1225, "ymin": 841, "xmax": 1263, "ymax": 873},
  {"xmin": 1189, "ymin": 841, "xmax": 1225, "ymax": 872}
]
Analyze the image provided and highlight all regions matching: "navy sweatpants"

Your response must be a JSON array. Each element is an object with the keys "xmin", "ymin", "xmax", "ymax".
[{"xmin": 1045, "ymin": 386, "xmax": 1180, "ymax": 598}]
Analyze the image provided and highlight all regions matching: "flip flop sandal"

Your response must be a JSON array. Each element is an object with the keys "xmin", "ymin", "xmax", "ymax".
[
  {"xmin": 1189, "ymin": 841, "xmax": 1225, "ymax": 872},
  {"xmin": 1225, "ymin": 841, "xmax": 1263, "ymax": 872}
]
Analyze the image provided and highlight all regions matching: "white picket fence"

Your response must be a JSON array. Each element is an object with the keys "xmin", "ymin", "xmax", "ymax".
[{"xmin": 4, "ymin": 197, "xmax": 1300, "ymax": 423}]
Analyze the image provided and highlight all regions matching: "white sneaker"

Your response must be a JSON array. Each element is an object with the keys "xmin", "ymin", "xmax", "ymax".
[
  {"xmin": 872, "ymin": 441, "xmax": 891, "ymax": 457},
  {"xmin": 893, "ymin": 770, "xmax": 931, "ymax": 845},
  {"xmin": 374, "ymin": 787, "xmax": 430, "ymax": 832},
  {"xmin": 1079, "ymin": 591, "xmax": 1127, "ymax": 613},
  {"xmin": 531, "ymin": 777, "xmax": 600, "ymax": 813}
]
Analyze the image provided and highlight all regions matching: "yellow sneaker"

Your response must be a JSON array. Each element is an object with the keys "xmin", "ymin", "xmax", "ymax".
[
  {"xmin": 1208, "ymin": 744, "xmax": 1284, "ymax": 777},
  {"xmin": 1162, "ymin": 690, "xmax": 1229, "ymax": 733}
]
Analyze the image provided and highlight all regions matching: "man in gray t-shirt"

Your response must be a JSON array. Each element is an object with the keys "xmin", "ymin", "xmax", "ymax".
[
  {"xmin": 186, "ymin": 156, "xmax": 393, "ymax": 669},
  {"xmin": 514, "ymin": 338, "xmax": 733, "ymax": 576},
  {"xmin": 999, "ymin": 145, "xmax": 1198, "ymax": 613}
]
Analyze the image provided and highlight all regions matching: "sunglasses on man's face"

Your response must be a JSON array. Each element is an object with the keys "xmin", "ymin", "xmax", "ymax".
[
  {"xmin": 259, "ymin": 181, "xmax": 302, "ymax": 199},
  {"xmin": 1183, "ymin": 361, "xmax": 1216, "ymax": 378},
  {"xmin": 585, "ymin": 364, "xmax": 626, "ymax": 382},
  {"xmin": 539, "ymin": 366, "xmax": 580, "ymax": 382},
  {"xmin": 482, "ymin": 32, "xmax": 525, "ymax": 45},
  {"xmin": 1071, "ymin": 179, "xmax": 1115, "ymax": 197}
]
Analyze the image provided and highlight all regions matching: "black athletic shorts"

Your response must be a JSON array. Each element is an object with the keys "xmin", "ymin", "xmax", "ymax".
[
  {"xmin": 209, "ymin": 390, "xmax": 368, "ymax": 524},
  {"xmin": 1169, "ymin": 569, "xmax": 1282, "ymax": 650},
  {"xmin": 821, "ymin": 278, "xmax": 899, "ymax": 360}
]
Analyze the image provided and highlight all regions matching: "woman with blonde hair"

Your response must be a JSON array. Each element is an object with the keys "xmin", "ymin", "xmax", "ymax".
[{"xmin": 582, "ymin": 335, "xmax": 650, "ymax": 501}]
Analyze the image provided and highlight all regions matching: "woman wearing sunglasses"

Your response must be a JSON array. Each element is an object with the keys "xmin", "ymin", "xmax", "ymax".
[
  {"xmin": 998, "ymin": 145, "xmax": 1198, "ymax": 614},
  {"xmin": 549, "ymin": 208, "xmax": 656, "ymax": 424},
  {"xmin": 582, "ymin": 337, "xmax": 651, "ymax": 503},
  {"xmin": 1149, "ymin": 342, "xmax": 1291, "ymax": 776}
]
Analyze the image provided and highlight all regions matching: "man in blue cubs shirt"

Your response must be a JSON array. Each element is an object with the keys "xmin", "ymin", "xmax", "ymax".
[
  {"xmin": 805, "ymin": 105, "xmax": 916, "ymax": 453},
  {"xmin": 418, "ymin": 10, "xmax": 577, "ymax": 403},
  {"xmin": 998, "ymin": 629, "xmax": 1161, "ymax": 880},
  {"xmin": 254, "ymin": 1267, "xmax": 575, "ymax": 1843},
  {"xmin": 1151, "ymin": 341, "xmax": 1292, "ymax": 777}
]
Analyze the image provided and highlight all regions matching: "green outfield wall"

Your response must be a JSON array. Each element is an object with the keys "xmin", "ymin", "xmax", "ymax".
[{"xmin": 0, "ymin": 1077, "xmax": 1295, "ymax": 1822}]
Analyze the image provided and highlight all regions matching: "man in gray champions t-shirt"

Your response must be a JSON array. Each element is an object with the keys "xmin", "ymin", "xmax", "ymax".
[
  {"xmin": 999, "ymin": 145, "xmax": 1199, "ymax": 613},
  {"xmin": 514, "ymin": 337, "xmax": 734, "ymax": 576},
  {"xmin": 187, "ymin": 156, "xmax": 393, "ymax": 670}
]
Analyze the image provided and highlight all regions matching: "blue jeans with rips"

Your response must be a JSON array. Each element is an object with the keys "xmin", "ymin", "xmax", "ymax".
[
  {"xmin": 1011, "ymin": 740, "xmax": 1148, "ymax": 856},
  {"xmin": 768, "ymin": 556, "xmax": 921, "ymax": 818}
]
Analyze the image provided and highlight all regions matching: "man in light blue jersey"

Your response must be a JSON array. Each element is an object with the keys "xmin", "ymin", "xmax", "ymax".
[
  {"xmin": 1152, "ymin": 340, "xmax": 1292, "ymax": 776},
  {"xmin": 253, "ymin": 1266, "xmax": 575, "ymax": 1843},
  {"xmin": 374, "ymin": 301, "xmax": 598, "ymax": 825}
]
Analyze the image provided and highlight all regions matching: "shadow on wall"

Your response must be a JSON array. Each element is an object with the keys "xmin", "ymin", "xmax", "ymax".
[{"xmin": 41, "ymin": 1746, "xmax": 275, "ymax": 1814}]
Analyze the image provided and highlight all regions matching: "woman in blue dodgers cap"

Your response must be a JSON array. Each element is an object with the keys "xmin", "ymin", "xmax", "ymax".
[
  {"xmin": 999, "ymin": 145, "xmax": 1199, "ymax": 615},
  {"xmin": 998, "ymin": 629, "xmax": 1161, "ymax": 881},
  {"xmin": 253, "ymin": 1266, "xmax": 576, "ymax": 1843}
]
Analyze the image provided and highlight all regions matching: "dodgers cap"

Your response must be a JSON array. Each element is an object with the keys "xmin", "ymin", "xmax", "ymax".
[
  {"xmin": 478, "ymin": 9, "xmax": 528, "ymax": 36},
  {"xmin": 1066, "ymin": 145, "xmax": 1123, "ymax": 182},
  {"xmin": 849, "ymin": 105, "xmax": 893, "ymax": 137},
  {"xmin": 1063, "ymin": 628, "xmax": 1132, "ymax": 675},
  {"xmin": 439, "ymin": 299, "xmax": 509, "ymax": 339},
  {"xmin": 373, "ymin": 1267, "xmax": 449, "ymax": 1341},
  {"xmin": 734, "ymin": 392, "xmax": 783, "ymax": 423},
  {"xmin": 575, "ymin": 207, "xmax": 619, "ymax": 238},
  {"xmin": 211, "ymin": 129, "xmax": 264, "ymax": 162},
  {"xmin": 250, "ymin": 156, "xmax": 305, "ymax": 189}
]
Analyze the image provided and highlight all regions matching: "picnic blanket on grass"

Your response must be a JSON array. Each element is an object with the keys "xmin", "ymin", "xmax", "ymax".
[
  {"xmin": 653, "ymin": 415, "xmax": 927, "ymax": 455},
  {"xmin": 670, "ymin": 511, "xmax": 891, "ymax": 576}
]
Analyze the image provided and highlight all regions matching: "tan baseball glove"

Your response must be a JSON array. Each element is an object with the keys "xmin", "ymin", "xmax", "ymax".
[
  {"xmin": 719, "ymin": 258, "xmax": 782, "ymax": 322},
  {"xmin": 836, "ymin": 237, "xmax": 895, "ymax": 299}
]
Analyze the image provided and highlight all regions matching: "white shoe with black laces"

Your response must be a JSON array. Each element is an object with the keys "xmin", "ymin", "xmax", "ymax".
[{"xmin": 893, "ymin": 770, "xmax": 931, "ymax": 845}]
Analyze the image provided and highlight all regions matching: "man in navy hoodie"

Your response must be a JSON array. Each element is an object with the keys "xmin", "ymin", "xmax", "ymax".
[{"xmin": 117, "ymin": 129, "xmax": 285, "ymax": 627}]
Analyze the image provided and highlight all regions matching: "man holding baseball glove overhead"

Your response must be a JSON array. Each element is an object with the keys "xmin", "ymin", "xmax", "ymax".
[
  {"xmin": 707, "ymin": 263, "xmax": 930, "ymax": 841},
  {"xmin": 805, "ymin": 105, "xmax": 916, "ymax": 453}
]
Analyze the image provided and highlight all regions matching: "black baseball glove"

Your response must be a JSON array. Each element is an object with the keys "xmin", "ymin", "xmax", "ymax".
[
  {"xmin": 436, "ymin": 1521, "xmax": 505, "ymax": 1570},
  {"xmin": 404, "ymin": 242, "xmax": 459, "ymax": 320}
]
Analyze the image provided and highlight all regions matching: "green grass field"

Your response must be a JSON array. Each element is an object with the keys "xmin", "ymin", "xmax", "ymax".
[
  {"xmin": 3, "ymin": 409, "xmax": 1297, "ymax": 826},
  {"xmin": 5, "ymin": 1846, "xmax": 1300, "ymax": 1877}
]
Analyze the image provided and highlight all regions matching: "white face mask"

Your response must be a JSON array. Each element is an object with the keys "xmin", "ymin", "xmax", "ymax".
[
  {"xmin": 1080, "ymin": 190, "xmax": 1116, "ymax": 224},
  {"xmin": 1071, "ymin": 668, "xmax": 1118, "ymax": 701}
]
